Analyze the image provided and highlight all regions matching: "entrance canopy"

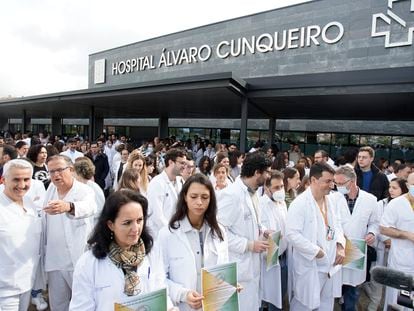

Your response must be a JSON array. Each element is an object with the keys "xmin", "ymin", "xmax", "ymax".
[
  {"xmin": 0, "ymin": 73, "xmax": 249, "ymax": 119},
  {"xmin": 1, "ymin": 66, "xmax": 413, "ymax": 121}
]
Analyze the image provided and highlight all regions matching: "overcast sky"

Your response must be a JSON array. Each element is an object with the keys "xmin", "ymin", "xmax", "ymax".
[{"xmin": 0, "ymin": 0, "xmax": 310, "ymax": 98}]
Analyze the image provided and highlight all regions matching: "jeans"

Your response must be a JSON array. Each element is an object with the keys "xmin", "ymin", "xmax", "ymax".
[
  {"xmin": 260, "ymin": 301, "xmax": 281, "ymax": 311},
  {"xmin": 342, "ymin": 285, "xmax": 360, "ymax": 311},
  {"xmin": 31, "ymin": 289, "xmax": 42, "ymax": 298}
]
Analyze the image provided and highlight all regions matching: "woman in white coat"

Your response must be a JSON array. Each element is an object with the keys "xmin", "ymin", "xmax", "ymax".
[
  {"xmin": 364, "ymin": 177, "xmax": 408, "ymax": 311},
  {"xmin": 73, "ymin": 157, "xmax": 105, "ymax": 224},
  {"xmin": 158, "ymin": 174, "xmax": 229, "ymax": 311},
  {"xmin": 69, "ymin": 190, "xmax": 175, "ymax": 311}
]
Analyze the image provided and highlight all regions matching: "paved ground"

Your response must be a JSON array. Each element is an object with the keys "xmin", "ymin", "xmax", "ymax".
[{"xmin": 29, "ymin": 286, "xmax": 384, "ymax": 310}]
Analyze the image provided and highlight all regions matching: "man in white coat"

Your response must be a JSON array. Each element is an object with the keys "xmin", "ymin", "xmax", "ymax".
[
  {"xmin": 60, "ymin": 138, "xmax": 84, "ymax": 163},
  {"xmin": 380, "ymin": 172, "xmax": 414, "ymax": 310},
  {"xmin": 0, "ymin": 159, "xmax": 42, "ymax": 311},
  {"xmin": 146, "ymin": 148, "xmax": 186, "ymax": 238},
  {"xmin": 333, "ymin": 165, "xmax": 378, "ymax": 311},
  {"xmin": 259, "ymin": 170, "xmax": 288, "ymax": 311},
  {"xmin": 218, "ymin": 152, "xmax": 272, "ymax": 311},
  {"xmin": 286, "ymin": 162, "xmax": 346, "ymax": 311},
  {"xmin": 43, "ymin": 155, "xmax": 97, "ymax": 311}
]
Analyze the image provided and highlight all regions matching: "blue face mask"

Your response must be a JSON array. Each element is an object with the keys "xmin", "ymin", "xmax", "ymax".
[
  {"xmin": 337, "ymin": 185, "xmax": 350, "ymax": 195},
  {"xmin": 409, "ymin": 185, "xmax": 414, "ymax": 197}
]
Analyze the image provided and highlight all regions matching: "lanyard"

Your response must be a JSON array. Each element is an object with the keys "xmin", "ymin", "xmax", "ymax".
[
  {"xmin": 318, "ymin": 198, "xmax": 329, "ymax": 227},
  {"xmin": 406, "ymin": 194, "xmax": 414, "ymax": 212}
]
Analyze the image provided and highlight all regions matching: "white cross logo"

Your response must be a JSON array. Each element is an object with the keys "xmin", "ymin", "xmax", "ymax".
[{"xmin": 371, "ymin": 0, "xmax": 414, "ymax": 47}]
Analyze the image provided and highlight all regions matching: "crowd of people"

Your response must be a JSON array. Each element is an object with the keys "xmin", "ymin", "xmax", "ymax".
[{"xmin": 1, "ymin": 131, "xmax": 414, "ymax": 311}]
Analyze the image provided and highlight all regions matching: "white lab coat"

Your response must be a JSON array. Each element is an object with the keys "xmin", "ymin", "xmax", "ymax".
[
  {"xmin": 26, "ymin": 179, "xmax": 48, "ymax": 290},
  {"xmin": 44, "ymin": 179, "xmax": 97, "ymax": 271},
  {"xmin": 147, "ymin": 171, "xmax": 182, "ymax": 238},
  {"xmin": 381, "ymin": 195, "xmax": 414, "ymax": 274},
  {"xmin": 69, "ymin": 245, "xmax": 172, "ymax": 311},
  {"xmin": 86, "ymin": 180, "xmax": 105, "ymax": 224},
  {"xmin": 60, "ymin": 149, "xmax": 84, "ymax": 163},
  {"xmin": 158, "ymin": 217, "xmax": 229, "ymax": 311},
  {"xmin": 374, "ymin": 198, "xmax": 390, "ymax": 266},
  {"xmin": 259, "ymin": 195, "xmax": 288, "ymax": 309},
  {"xmin": 0, "ymin": 178, "xmax": 45, "ymax": 209},
  {"xmin": 217, "ymin": 177, "xmax": 261, "ymax": 311},
  {"xmin": 111, "ymin": 159, "xmax": 124, "ymax": 191},
  {"xmin": 381, "ymin": 195, "xmax": 414, "ymax": 311},
  {"xmin": 286, "ymin": 188, "xmax": 345, "ymax": 310},
  {"xmin": 331, "ymin": 190, "xmax": 378, "ymax": 286},
  {"xmin": 0, "ymin": 193, "xmax": 42, "ymax": 298}
]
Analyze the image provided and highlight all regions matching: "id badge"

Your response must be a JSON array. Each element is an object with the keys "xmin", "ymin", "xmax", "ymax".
[{"xmin": 326, "ymin": 226, "xmax": 335, "ymax": 241}]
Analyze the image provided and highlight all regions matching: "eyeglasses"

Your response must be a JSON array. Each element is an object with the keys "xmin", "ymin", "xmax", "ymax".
[
  {"xmin": 175, "ymin": 161, "xmax": 187, "ymax": 166},
  {"xmin": 49, "ymin": 167, "xmax": 70, "ymax": 175},
  {"xmin": 334, "ymin": 179, "xmax": 351, "ymax": 187}
]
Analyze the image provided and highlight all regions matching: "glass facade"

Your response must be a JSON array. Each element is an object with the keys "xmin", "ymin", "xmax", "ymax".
[
  {"xmin": 168, "ymin": 127, "xmax": 414, "ymax": 162},
  {"xmin": 6, "ymin": 121, "xmax": 414, "ymax": 163}
]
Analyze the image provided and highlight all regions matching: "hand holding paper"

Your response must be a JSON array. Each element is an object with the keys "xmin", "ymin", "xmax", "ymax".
[
  {"xmin": 186, "ymin": 290, "xmax": 204, "ymax": 309},
  {"xmin": 266, "ymin": 231, "xmax": 281, "ymax": 270}
]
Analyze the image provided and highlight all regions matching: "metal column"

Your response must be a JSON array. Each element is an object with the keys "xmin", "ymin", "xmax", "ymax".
[
  {"xmin": 158, "ymin": 117, "xmax": 169, "ymax": 139},
  {"xmin": 240, "ymin": 97, "xmax": 248, "ymax": 152},
  {"xmin": 268, "ymin": 117, "xmax": 275, "ymax": 145},
  {"xmin": 51, "ymin": 117, "xmax": 63, "ymax": 136},
  {"xmin": 89, "ymin": 106, "xmax": 103, "ymax": 141},
  {"xmin": 22, "ymin": 110, "xmax": 31, "ymax": 133}
]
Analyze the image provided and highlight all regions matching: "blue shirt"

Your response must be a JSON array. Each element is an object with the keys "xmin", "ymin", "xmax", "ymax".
[{"xmin": 362, "ymin": 170, "xmax": 373, "ymax": 192}]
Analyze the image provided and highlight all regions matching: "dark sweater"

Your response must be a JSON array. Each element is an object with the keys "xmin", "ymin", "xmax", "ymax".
[{"xmin": 355, "ymin": 164, "xmax": 389, "ymax": 200}]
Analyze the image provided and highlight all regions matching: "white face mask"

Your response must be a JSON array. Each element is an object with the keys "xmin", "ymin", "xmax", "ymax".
[
  {"xmin": 337, "ymin": 185, "xmax": 350, "ymax": 195},
  {"xmin": 409, "ymin": 185, "xmax": 414, "ymax": 197},
  {"xmin": 272, "ymin": 189, "xmax": 286, "ymax": 202}
]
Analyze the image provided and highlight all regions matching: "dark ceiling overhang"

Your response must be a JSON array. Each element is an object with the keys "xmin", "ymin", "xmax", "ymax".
[
  {"xmin": 246, "ymin": 66, "xmax": 414, "ymax": 121},
  {"xmin": 1, "ymin": 67, "xmax": 413, "ymax": 122},
  {"xmin": 0, "ymin": 73, "xmax": 251, "ymax": 119}
]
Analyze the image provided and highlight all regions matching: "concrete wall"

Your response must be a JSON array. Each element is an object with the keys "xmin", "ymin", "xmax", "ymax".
[{"xmin": 88, "ymin": 0, "xmax": 414, "ymax": 88}]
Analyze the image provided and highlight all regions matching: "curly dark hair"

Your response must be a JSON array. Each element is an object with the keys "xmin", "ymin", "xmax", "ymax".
[
  {"xmin": 169, "ymin": 174, "xmax": 224, "ymax": 241},
  {"xmin": 88, "ymin": 189, "xmax": 153, "ymax": 259},
  {"xmin": 26, "ymin": 144, "xmax": 47, "ymax": 164}
]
